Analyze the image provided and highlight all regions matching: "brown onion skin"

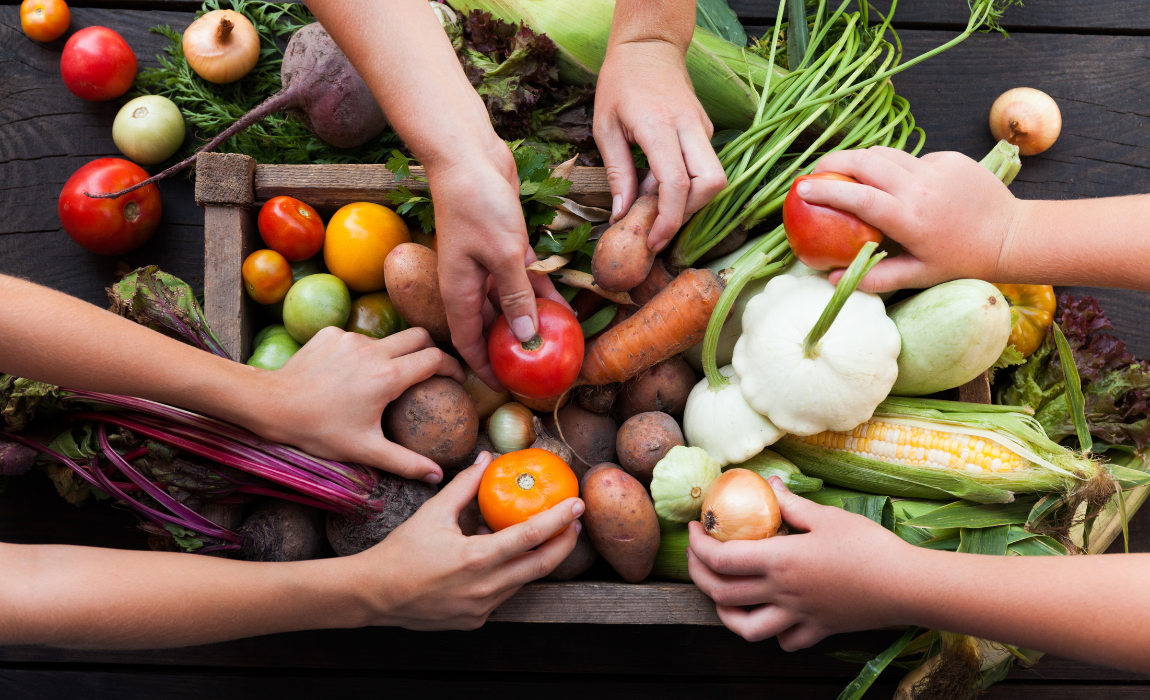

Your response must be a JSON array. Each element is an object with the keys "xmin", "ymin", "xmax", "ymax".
[{"xmin": 699, "ymin": 469, "xmax": 781, "ymax": 542}]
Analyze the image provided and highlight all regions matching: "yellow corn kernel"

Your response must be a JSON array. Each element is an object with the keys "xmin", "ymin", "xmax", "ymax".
[{"xmin": 793, "ymin": 420, "xmax": 1030, "ymax": 474}]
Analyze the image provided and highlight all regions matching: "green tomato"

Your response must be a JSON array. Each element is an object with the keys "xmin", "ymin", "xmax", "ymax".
[
  {"xmin": 345, "ymin": 292, "xmax": 408, "ymax": 339},
  {"xmin": 247, "ymin": 333, "xmax": 302, "ymax": 371},
  {"xmin": 282, "ymin": 273, "xmax": 351, "ymax": 344},
  {"xmin": 112, "ymin": 95, "xmax": 186, "ymax": 165},
  {"xmin": 290, "ymin": 256, "xmax": 324, "ymax": 283},
  {"xmin": 253, "ymin": 323, "xmax": 291, "ymax": 350}
]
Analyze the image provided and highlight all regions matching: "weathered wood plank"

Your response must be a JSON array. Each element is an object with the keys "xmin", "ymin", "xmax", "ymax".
[
  {"xmin": 488, "ymin": 582, "xmax": 721, "ymax": 625},
  {"xmin": 203, "ymin": 206, "xmax": 255, "ymax": 361},
  {"xmin": 255, "ymin": 164, "xmax": 619, "ymax": 209}
]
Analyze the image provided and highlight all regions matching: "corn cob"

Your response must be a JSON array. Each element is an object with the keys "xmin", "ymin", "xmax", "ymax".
[{"xmin": 772, "ymin": 398, "xmax": 1103, "ymax": 504}]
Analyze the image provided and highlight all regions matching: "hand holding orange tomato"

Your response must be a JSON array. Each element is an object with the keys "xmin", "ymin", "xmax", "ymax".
[
  {"xmin": 478, "ymin": 448, "xmax": 579, "ymax": 533},
  {"xmin": 355, "ymin": 452, "xmax": 584, "ymax": 630}
]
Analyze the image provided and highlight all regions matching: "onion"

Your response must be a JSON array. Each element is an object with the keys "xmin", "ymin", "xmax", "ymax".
[
  {"xmin": 182, "ymin": 9, "xmax": 260, "ymax": 84},
  {"xmin": 112, "ymin": 95, "xmax": 186, "ymax": 165},
  {"xmin": 462, "ymin": 368, "xmax": 512, "ymax": 421},
  {"xmin": 989, "ymin": 87, "xmax": 1061, "ymax": 156},
  {"xmin": 699, "ymin": 468, "xmax": 781, "ymax": 542},
  {"xmin": 487, "ymin": 403, "xmax": 537, "ymax": 454}
]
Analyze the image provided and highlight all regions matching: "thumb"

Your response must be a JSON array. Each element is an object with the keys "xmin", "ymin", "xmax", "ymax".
[
  {"xmin": 355, "ymin": 431, "xmax": 444, "ymax": 484},
  {"xmin": 595, "ymin": 115, "xmax": 638, "ymax": 224},
  {"xmin": 489, "ymin": 250, "xmax": 540, "ymax": 343},
  {"xmin": 766, "ymin": 476, "xmax": 827, "ymax": 532},
  {"xmin": 428, "ymin": 452, "xmax": 492, "ymax": 519},
  {"xmin": 828, "ymin": 255, "xmax": 930, "ymax": 294}
]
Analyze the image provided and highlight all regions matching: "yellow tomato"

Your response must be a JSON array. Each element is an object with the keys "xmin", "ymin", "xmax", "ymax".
[
  {"xmin": 993, "ymin": 284, "xmax": 1057, "ymax": 358},
  {"xmin": 323, "ymin": 202, "xmax": 410, "ymax": 292}
]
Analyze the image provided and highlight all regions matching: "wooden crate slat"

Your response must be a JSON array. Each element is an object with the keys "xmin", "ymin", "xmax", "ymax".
[
  {"xmin": 203, "ymin": 207, "xmax": 257, "ymax": 361},
  {"xmin": 488, "ymin": 582, "xmax": 722, "ymax": 625},
  {"xmin": 255, "ymin": 164, "xmax": 616, "ymax": 208}
]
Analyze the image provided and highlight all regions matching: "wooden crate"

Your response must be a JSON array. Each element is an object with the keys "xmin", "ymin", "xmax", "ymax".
[{"xmin": 195, "ymin": 152, "xmax": 717, "ymax": 625}]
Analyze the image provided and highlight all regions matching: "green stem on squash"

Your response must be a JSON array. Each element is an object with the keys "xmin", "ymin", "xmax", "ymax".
[
  {"xmin": 801, "ymin": 242, "xmax": 884, "ymax": 358},
  {"xmin": 979, "ymin": 139, "xmax": 1022, "ymax": 185},
  {"xmin": 704, "ymin": 252, "xmax": 766, "ymax": 391}
]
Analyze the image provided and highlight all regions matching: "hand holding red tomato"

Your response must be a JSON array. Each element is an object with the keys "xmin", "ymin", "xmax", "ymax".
[
  {"xmin": 488, "ymin": 299, "xmax": 583, "ymax": 400},
  {"xmin": 783, "ymin": 172, "xmax": 884, "ymax": 271}
]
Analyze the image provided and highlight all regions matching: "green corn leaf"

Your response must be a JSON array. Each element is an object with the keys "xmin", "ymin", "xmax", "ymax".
[
  {"xmin": 837, "ymin": 627, "xmax": 921, "ymax": 700},
  {"xmin": 695, "ymin": 0, "xmax": 747, "ymax": 47},
  {"xmin": 840, "ymin": 495, "xmax": 896, "ymax": 530},
  {"xmin": 916, "ymin": 535, "xmax": 960, "ymax": 551},
  {"xmin": 1108, "ymin": 464, "xmax": 1150, "ymax": 489},
  {"xmin": 1008, "ymin": 534, "xmax": 1069, "ymax": 557},
  {"xmin": 1025, "ymin": 493, "xmax": 1068, "ymax": 531},
  {"xmin": 894, "ymin": 523, "xmax": 935, "ymax": 546},
  {"xmin": 580, "ymin": 305, "xmax": 617, "ymax": 338},
  {"xmin": 1052, "ymin": 323, "xmax": 1093, "ymax": 454},
  {"xmin": 786, "ymin": 0, "xmax": 811, "ymax": 71},
  {"xmin": 957, "ymin": 524, "xmax": 1010, "ymax": 555},
  {"xmin": 902, "ymin": 498, "xmax": 1037, "ymax": 529}
]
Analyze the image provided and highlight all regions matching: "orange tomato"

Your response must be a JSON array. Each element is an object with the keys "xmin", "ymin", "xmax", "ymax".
[
  {"xmin": 993, "ymin": 284, "xmax": 1057, "ymax": 358},
  {"xmin": 21, "ymin": 0, "xmax": 69, "ymax": 42},
  {"xmin": 242, "ymin": 249, "xmax": 293, "ymax": 305},
  {"xmin": 324, "ymin": 202, "xmax": 410, "ymax": 292},
  {"xmin": 478, "ymin": 448, "xmax": 578, "ymax": 533}
]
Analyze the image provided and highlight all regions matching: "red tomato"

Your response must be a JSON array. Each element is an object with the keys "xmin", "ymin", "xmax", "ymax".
[
  {"xmin": 782, "ymin": 172, "xmax": 884, "ymax": 271},
  {"xmin": 258, "ymin": 196, "xmax": 325, "ymax": 261},
  {"xmin": 488, "ymin": 299, "xmax": 584, "ymax": 400},
  {"xmin": 20, "ymin": 0, "xmax": 70, "ymax": 42},
  {"xmin": 60, "ymin": 26, "xmax": 136, "ymax": 102},
  {"xmin": 242, "ymin": 250, "xmax": 294, "ymax": 305},
  {"xmin": 58, "ymin": 158, "xmax": 160, "ymax": 256}
]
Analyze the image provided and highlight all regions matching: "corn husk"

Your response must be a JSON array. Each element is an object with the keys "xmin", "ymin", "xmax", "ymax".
[
  {"xmin": 447, "ymin": 0, "xmax": 785, "ymax": 129},
  {"xmin": 774, "ymin": 398, "xmax": 1107, "ymax": 504}
]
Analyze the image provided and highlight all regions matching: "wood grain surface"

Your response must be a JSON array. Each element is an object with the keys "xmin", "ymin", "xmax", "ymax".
[{"xmin": 3, "ymin": 1, "xmax": 1150, "ymax": 696}]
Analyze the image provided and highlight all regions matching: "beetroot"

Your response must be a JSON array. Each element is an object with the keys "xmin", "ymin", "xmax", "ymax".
[
  {"xmin": 240, "ymin": 499, "xmax": 326, "ymax": 562},
  {"xmin": 1, "ymin": 439, "xmax": 37, "ymax": 476},
  {"xmin": 326, "ymin": 471, "xmax": 436, "ymax": 556},
  {"xmin": 91, "ymin": 23, "xmax": 387, "ymax": 199}
]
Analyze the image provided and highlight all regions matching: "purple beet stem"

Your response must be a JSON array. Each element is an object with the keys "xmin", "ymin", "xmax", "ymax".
[{"xmin": 83, "ymin": 91, "xmax": 298, "ymax": 200}]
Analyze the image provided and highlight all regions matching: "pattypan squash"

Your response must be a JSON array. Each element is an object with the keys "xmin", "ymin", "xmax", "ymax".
[
  {"xmin": 732, "ymin": 243, "xmax": 901, "ymax": 436},
  {"xmin": 683, "ymin": 365, "xmax": 783, "ymax": 466},
  {"xmin": 650, "ymin": 445, "xmax": 722, "ymax": 522}
]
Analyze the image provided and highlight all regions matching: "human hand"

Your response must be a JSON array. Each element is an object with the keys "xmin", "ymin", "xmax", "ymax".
[
  {"xmin": 801, "ymin": 146, "xmax": 1021, "ymax": 292},
  {"xmin": 355, "ymin": 452, "xmax": 584, "ymax": 630},
  {"xmin": 687, "ymin": 477, "xmax": 919, "ymax": 648},
  {"xmin": 594, "ymin": 39, "xmax": 726, "ymax": 252},
  {"xmin": 428, "ymin": 147, "xmax": 570, "ymax": 390},
  {"xmin": 243, "ymin": 326, "xmax": 464, "ymax": 483}
]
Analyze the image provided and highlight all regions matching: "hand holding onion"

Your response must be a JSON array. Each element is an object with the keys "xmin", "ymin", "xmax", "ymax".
[{"xmin": 699, "ymin": 469, "xmax": 782, "ymax": 542}]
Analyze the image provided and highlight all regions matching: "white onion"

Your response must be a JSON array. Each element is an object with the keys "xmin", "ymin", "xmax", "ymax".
[
  {"xmin": 112, "ymin": 95, "xmax": 186, "ymax": 165},
  {"xmin": 487, "ymin": 402, "xmax": 537, "ymax": 454},
  {"xmin": 699, "ymin": 468, "xmax": 781, "ymax": 542}
]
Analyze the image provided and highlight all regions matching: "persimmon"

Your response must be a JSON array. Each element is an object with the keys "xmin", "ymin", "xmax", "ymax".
[{"xmin": 478, "ymin": 448, "xmax": 578, "ymax": 533}]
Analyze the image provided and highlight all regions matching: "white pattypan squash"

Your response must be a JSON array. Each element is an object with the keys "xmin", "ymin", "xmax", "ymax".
[
  {"xmin": 650, "ymin": 446, "xmax": 722, "ymax": 522},
  {"xmin": 683, "ymin": 365, "xmax": 783, "ymax": 466},
  {"xmin": 732, "ymin": 272, "xmax": 900, "ymax": 436}
]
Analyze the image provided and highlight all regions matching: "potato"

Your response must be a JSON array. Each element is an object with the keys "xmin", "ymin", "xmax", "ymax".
[
  {"xmin": 544, "ymin": 527, "xmax": 599, "ymax": 581},
  {"xmin": 629, "ymin": 258, "xmax": 676, "ymax": 306},
  {"xmin": 580, "ymin": 461, "xmax": 623, "ymax": 493},
  {"xmin": 384, "ymin": 242, "xmax": 450, "ymax": 344},
  {"xmin": 576, "ymin": 382, "xmax": 620, "ymax": 414},
  {"xmin": 384, "ymin": 376, "xmax": 478, "ymax": 468},
  {"xmin": 591, "ymin": 195, "xmax": 659, "ymax": 293},
  {"xmin": 616, "ymin": 356, "xmax": 697, "ymax": 421},
  {"xmin": 616, "ymin": 412, "xmax": 685, "ymax": 487},
  {"xmin": 544, "ymin": 405, "xmax": 618, "ymax": 478},
  {"xmin": 582, "ymin": 465, "xmax": 660, "ymax": 583}
]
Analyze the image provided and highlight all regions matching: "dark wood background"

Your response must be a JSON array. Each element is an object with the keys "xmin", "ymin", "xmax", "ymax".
[{"xmin": 3, "ymin": 1, "xmax": 1150, "ymax": 697}]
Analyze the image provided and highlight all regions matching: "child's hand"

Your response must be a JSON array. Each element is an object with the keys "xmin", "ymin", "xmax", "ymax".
[
  {"xmin": 799, "ymin": 146, "xmax": 1021, "ymax": 292},
  {"xmin": 687, "ymin": 477, "xmax": 919, "ymax": 648},
  {"xmin": 356, "ymin": 452, "xmax": 583, "ymax": 630}
]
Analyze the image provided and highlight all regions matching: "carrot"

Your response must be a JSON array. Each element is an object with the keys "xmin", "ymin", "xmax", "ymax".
[
  {"xmin": 580, "ymin": 268, "xmax": 724, "ymax": 385},
  {"xmin": 628, "ymin": 258, "xmax": 676, "ymax": 306}
]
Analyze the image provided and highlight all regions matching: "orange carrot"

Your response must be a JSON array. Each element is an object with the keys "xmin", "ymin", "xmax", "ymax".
[
  {"xmin": 628, "ymin": 258, "xmax": 676, "ymax": 306},
  {"xmin": 580, "ymin": 268, "xmax": 724, "ymax": 385}
]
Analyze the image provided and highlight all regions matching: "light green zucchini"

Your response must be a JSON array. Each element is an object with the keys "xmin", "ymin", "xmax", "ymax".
[{"xmin": 889, "ymin": 280, "xmax": 1011, "ymax": 396}]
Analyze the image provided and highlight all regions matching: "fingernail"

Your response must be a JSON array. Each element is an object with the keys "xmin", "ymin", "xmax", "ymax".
[
  {"xmin": 510, "ymin": 316, "xmax": 536, "ymax": 342},
  {"xmin": 574, "ymin": 520, "xmax": 583, "ymax": 535},
  {"xmin": 571, "ymin": 500, "xmax": 585, "ymax": 518},
  {"xmin": 424, "ymin": 471, "xmax": 442, "ymax": 485},
  {"xmin": 611, "ymin": 194, "xmax": 622, "ymax": 221},
  {"xmin": 797, "ymin": 181, "xmax": 811, "ymax": 197},
  {"xmin": 652, "ymin": 237, "xmax": 669, "ymax": 253}
]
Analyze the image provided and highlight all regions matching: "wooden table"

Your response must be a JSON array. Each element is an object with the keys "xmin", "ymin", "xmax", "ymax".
[{"xmin": 3, "ymin": 1, "xmax": 1150, "ymax": 696}]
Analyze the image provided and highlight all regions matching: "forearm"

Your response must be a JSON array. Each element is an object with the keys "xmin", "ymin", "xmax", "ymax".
[
  {"xmin": 0, "ymin": 543, "xmax": 374, "ymax": 648},
  {"xmin": 609, "ymin": 0, "xmax": 695, "ymax": 52},
  {"xmin": 0, "ymin": 275, "xmax": 264, "ymax": 427},
  {"xmin": 888, "ymin": 547, "xmax": 1150, "ymax": 671},
  {"xmin": 305, "ymin": 0, "xmax": 495, "ymax": 172},
  {"xmin": 999, "ymin": 195, "xmax": 1150, "ymax": 290}
]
